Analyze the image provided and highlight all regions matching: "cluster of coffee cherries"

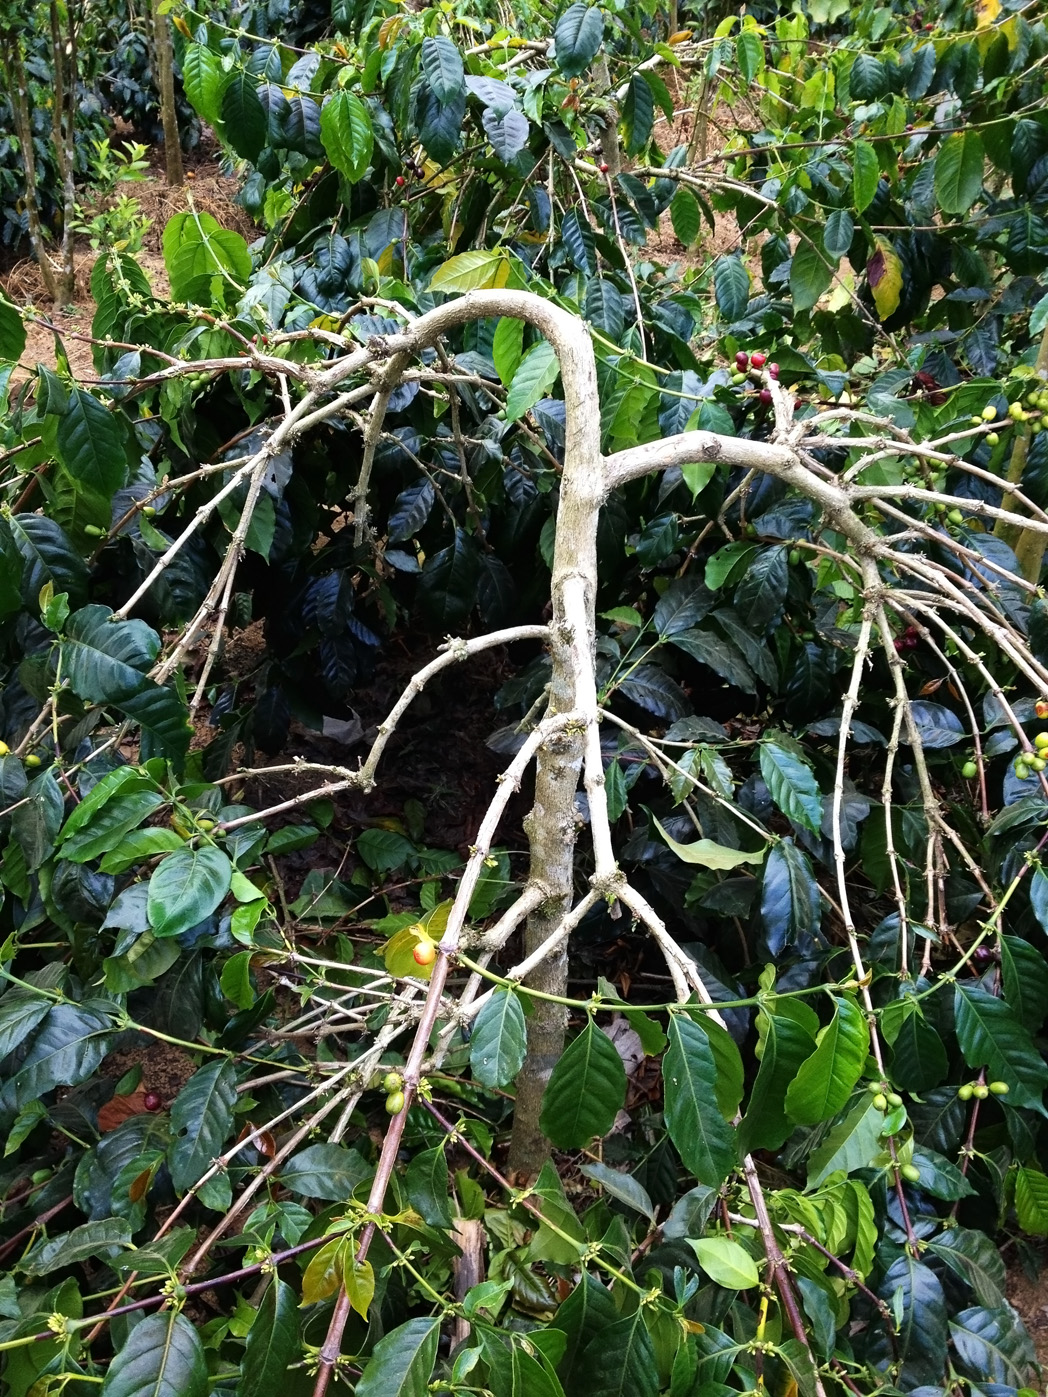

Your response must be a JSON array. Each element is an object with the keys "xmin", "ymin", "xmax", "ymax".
[
  {"xmin": 1009, "ymin": 388, "xmax": 1048, "ymax": 435},
  {"xmin": 382, "ymin": 1070, "xmax": 406, "ymax": 1115},
  {"xmin": 866, "ymin": 1082, "xmax": 922, "ymax": 1181},
  {"xmin": 957, "ymin": 1080, "xmax": 1009, "ymax": 1100},
  {"xmin": 1014, "ymin": 728, "xmax": 1048, "ymax": 781},
  {"xmin": 730, "ymin": 350, "xmax": 779, "ymax": 406},
  {"xmin": 967, "ymin": 402, "xmax": 1005, "ymax": 447}
]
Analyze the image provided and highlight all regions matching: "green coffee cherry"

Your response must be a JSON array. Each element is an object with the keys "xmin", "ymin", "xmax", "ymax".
[
  {"xmin": 789, "ymin": 548, "xmax": 801, "ymax": 566},
  {"xmin": 1031, "ymin": 756, "xmax": 1046, "ymax": 772},
  {"xmin": 948, "ymin": 508, "xmax": 964, "ymax": 525},
  {"xmin": 986, "ymin": 432, "xmax": 999, "ymax": 447},
  {"xmin": 961, "ymin": 760, "xmax": 977, "ymax": 779},
  {"xmin": 982, "ymin": 404, "xmax": 997, "ymax": 421},
  {"xmin": 385, "ymin": 1090, "xmax": 405, "ymax": 1114},
  {"xmin": 1016, "ymin": 761, "xmax": 1030, "ymax": 780},
  {"xmin": 988, "ymin": 1080, "xmax": 1009, "ymax": 1095},
  {"xmin": 973, "ymin": 1083, "xmax": 989, "ymax": 1100},
  {"xmin": 383, "ymin": 1071, "xmax": 403, "ymax": 1093},
  {"xmin": 887, "ymin": 1092, "xmax": 903, "ymax": 1108},
  {"xmin": 873, "ymin": 1092, "xmax": 888, "ymax": 1111},
  {"xmin": 901, "ymin": 1163, "xmax": 922, "ymax": 1184},
  {"xmin": 958, "ymin": 1082, "xmax": 974, "ymax": 1101}
]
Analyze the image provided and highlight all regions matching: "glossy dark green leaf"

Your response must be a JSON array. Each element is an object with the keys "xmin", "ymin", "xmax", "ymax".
[
  {"xmin": 61, "ymin": 790, "xmax": 164, "ymax": 864},
  {"xmin": 416, "ymin": 82, "xmax": 465, "ymax": 164},
  {"xmin": 147, "ymin": 846, "xmax": 232, "ymax": 938},
  {"xmin": 784, "ymin": 996, "xmax": 868, "ymax": 1126},
  {"xmin": 713, "ymin": 254, "xmax": 750, "ymax": 321},
  {"xmin": 954, "ymin": 981, "xmax": 1048, "ymax": 1112},
  {"xmin": 0, "ymin": 985, "xmax": 52, "ymax": 1061},
  {"xmin": 405, "ymin": 1145, "xmax": 452, "ymax": 1228},
  {"xmin": 579, "ymin": 1162, "xmax": 655, "ymax": 1221},
  {"xmin": 540, "ymin": 1018, "xmax": 627, "ymax": 1149},
  {"xmin": 950, "ymin": 1306, "xmax": 1035, "ymax": 1385},
  {"xmin": 11, "ymin": 1000, "xmax": 116, "ymax": 1106},
  {"xmin": 168, "ymin": 1059, "xmax": 238, "ymax": 1192},
  {"xmin": 556, "ymin": 1273, "xmax": 620, "ymax": 1388},
  {"xmin": 806, "ymin": 1094, "xmax": 884, "ymax": 1187},
  {"xmin": 790, "ymin": 240, "xmax": 834, "ymax": 312},
  {"xmin": 13, "ymin": 768, "xmax": 64, "ymax": 871},
  {"xmin": 471, "ymin": 988, "xmax": 528, "ymax": 1088},
  {"xmin": 734, "ymin": 546, "xmax": 788, "ymax": 631},
  {"xmin": 278, "ymin": 1142, "xmax": 372, "ymax": 1200},
  {"xmin": 888, "ymin": 1002, "xmax": 948, "ymax": 1092},
  {"xmin": 739, "ymin": 1010, "xmax": 817, "ymax": 1155},
  {"xmin": 561, "ymin": 209, "xmax": 596, "ymax": 275},
  {"xmin": 909, "ymin": 1146, "xmax": 975, "ymax": 1200},
  {"xmin": 1000, "ymin": 932, "xmax": 1048, "ymax": 1032},
  {"xmin": 935, "ymin": 130, "xmax": 985, "ymax": 215},
  {"xmin": 55, "ymin": 389, "xmax": 128, "ymax": 497},
  {"xmin": 622, "ymin": 74, "xmax": 654, "ymax": 156},
  {"xmin": 760, "ymin": 736, "xmax": 823, "ymax": 834},
  {"xmin": 823, "ymin": 209, "xmax": 855, "ymax": 259},
  {"xmin": 421, "ymin": 36, "xmax": 464, "ymax": 103},
  {"xmin": 417, "ymin": 528, "xmax": 481, "ymax": 631},
  {"xmin": 220, "ymin": 73, "xmax": 268, "ymax": 162},
  {"xmin": 870, "ymin": 1257, "xmax": 947, "ymax": 1389},
  {"xmin": 20, "ymin": 1218, "xmax": 132, "ymax": 1276},
  {"xmin": 760, "ymin": 837, "xmax": 821, "ymax": 956},
  {"xmin": 238, "ymin": 1279, "xmax": 300, "ymax": 1397},
  {"xmin": 663, "ymin": 1014, "xmax": 737, "ymax": 1186},
  {"xmin": 553, "ymin": 3, "xmax": 604, "ymax": 78},
  {"xmin": 10, "ymin": 513, "xmax": 89, "ymax": 610},
  {"xmin": 928, "ymin": 1227, "xmax": 1006, "ymax": 1308},
  {"xmin": 100, "ymin": 1312, "xmax": 207, "ymax": 1397},
  {"xmin": 355, "ymin": 1317, "xmax": 440, "ymax": 1397},
  {"xmin": 578, "ymin": 1309, "xmax": 658, "ymax": 1397}
]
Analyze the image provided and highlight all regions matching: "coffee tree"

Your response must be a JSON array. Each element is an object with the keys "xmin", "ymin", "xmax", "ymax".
[{"xmin": 1, "ymin": 0, "xmax": 1048, "ymax": 1393}]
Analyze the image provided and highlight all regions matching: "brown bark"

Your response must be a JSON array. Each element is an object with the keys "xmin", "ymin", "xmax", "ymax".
[
  {"xmin": 151, "ymin": 0, "xmax": 184, "ymax": 187},
  {"xmin": 0, "ymin": 30, "xmax": 59, "ymax": 300}
]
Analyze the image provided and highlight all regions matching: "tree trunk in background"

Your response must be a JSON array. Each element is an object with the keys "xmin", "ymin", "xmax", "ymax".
[
  {"xmin": 0, "ymin": 30, "xmax": 59, "ymax": 300},
  {"xmin": 48, "ymin": 0, "xmax": 77, "ymax": 302},
  {"xmin": 151, "ymin": 0, "xmax": 184, "ymax": 187}
]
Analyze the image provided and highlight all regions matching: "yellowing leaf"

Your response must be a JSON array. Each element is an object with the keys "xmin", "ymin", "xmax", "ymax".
[
  {"xmin": 345, "ymin": 1257, "xmax": 375, "ymax": 1321},
  {"xmin": 975, "ymin": 0, "xmax": 1000, "ymax": 28},
  {"xmin": 654, "ymin": 817, "xmax": 766, "ymax": 870},
  {"xmin": 668, "ymin": 29, "xmax": 693, "ymax": 42},
  {"xmin": 301, "ymin": 1237, "xmax": 345, "ymax": 1307},
  {"xmin": 384, "ymin": 925, "xmax": 436, "ymax": 979},
  {"xmin": 867, "ymin": 240, "xmax": 903, "ymax": 321},
  {"xmin": 378, "ymin": 14, "xmax": 404, "ymax": 47},
  {"xmin": 429, "ymin": 250, "xmax": 511, "ymax": 293}
]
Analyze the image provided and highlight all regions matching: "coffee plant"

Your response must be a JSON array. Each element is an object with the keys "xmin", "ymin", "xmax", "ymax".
[{"xmin": 1, "ymin": 0, "xmax": 1048, "ymax": 1392}]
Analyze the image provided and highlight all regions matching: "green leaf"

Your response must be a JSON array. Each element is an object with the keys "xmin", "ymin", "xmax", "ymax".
[
  {"xmin": 320, "ymin": 90, "xmax": 374, "ymax": 183},
  {"xmin": 219, "ymin": 73, "xmax": 267, "ymax": 162},
  {"xmin": 405, "ymin": 1145, "xmax": 452, "ymax": 1227},
  {"xmin": 622, "ymin": 75, "xmax": 654, "ymax": 157},
  {"xmin": 654, "ymin": 816, "xmax": 765, "ymax": 870},
  {"xmin": 355, "ymin": 1317, "xmax": 440, "ymax": 1397},
  {"xmin": 760, "ymin": 736, "xmax": 823, "ymax": 833},
  {"xmin": 62, "ymin": 790, "xmax": 164, "ymax": 864},
  {"xmin": 278, "ymin": 1142, "xmax": 371, "ymax": 1200},
  {"xmin": 11, "ymin": 1000, "xmax": 115, "ymax": 1106},
  {"xmin": 181, "ymin": 44, "xmax": 224, "ymax": 127},
  {"xmin": 736, "ymin": 30, "xmax": 764, "ymax": 83},
  {"xmin": 950, "ymin": 1306, "xmax": 1035, "ymax": 1385},
  {"xmin": 663, "ymin": 1014, "xmax": 737, "ymax": 1186},
  {"xmin": 823, "ymin": 209, "xmax": 855, "ymax": 259},
  {"xmin": 738, "ymin": 1011, "xmax": 816, "ymax": 1155},
  {"xmin": 561, "ymin": 208, "xmax": 596, "ymax": 275},
  {"xmin": 670, "ymin": 189, "xmax": 701, "ymax": 247},
  {"xmin": 761, "ymin": 837, "xmax": 821, "ymax": 956},
  {"xmin": 163, "ymin": 210, "xmax": 252, "ymax": 306},
  {"xmin": 1015, "ymin": 1166, "xmax": 1048, "ymax": 1234},
  {"xmin": 471, "ymin": 988, "xmax": 528, "ymax": 1088},
  {"xmin": 785, "ymin": 995, "xmax": 869, "ymax": 1125},
  {"xmin": 806, "ymin": 1094, "xmax": 884, "ymax": 1186},
  {"xmin": 713, "ymin": 254, "xmax": 750, "ymax": 321},
  {"xmin": 55, "ymin": 389, "xmax": 129, "ymax": 498},
  {"xmin": 20, "ymin": 1219, "xmax": 132, "ymax": 1276},
  {"xmin": 928, "ymin": 1228, "xmax": 1006, "ymax": 1308},
  {"xmin": 505, "ymin": 341, "xmax": 561, "ymax": 423},
  {"xmin": 790, "ymin": 240, "xmax": 834, "ymax": 313},
  {"xmin": 909, "ymin": 1146, "xmax": 975, "ymax": 1201},
  {"xmin": 421, "ymin": 36, "xmax": 464, "ymax": 104},
  {"xmin": 0, "ymin": 291, "xmax": 27, "ymax": 361},
  {"xmin": 1032, "ymin": 293, "xmax": 1048, "ymax": 337},
  {"xmin": 852, "ymin": 139, "xmax": 880, "ymax": 213},
  {"xmin": 492, "ymin": 316, "xmax": 525, "ymax": 387},
  {"xmin": 0, "ymin": 986, "xmax": 52, "ymax": 1061},
  {"xmin": 148, "ymin": 846, "xmax": 233, "ymax": 938},
  {"xmin": 540, "ymin": 1018, "xmax": 627, "ymax": 1148},
  {"xmin": 578, "ymin": 1309, "xmax": 658, "ymax": 1397},
  {"xmin": 429, "ymin": 249, "xmax": 511, "ymax": 293},
  {"xmin": 954, "ymin": 981, "xmax": 1048, "ymax": 1113},
  {"xmin": 935, "ymin": 130, "xmax": 985, "ymax": 215},
  {"xmin": 579, "ymin": 1162, "xmax": 655, "ymax": 1221},
  {"xmin": 168, "ymin": 1059, "xmax": 238, "ymax": 1192},
  {"xmin": 100, "ymin": 1312, "xmax": 207, "ymax": 1397},
  {"xmin": 556, "ymin": 1273, "xmax": 620, "ymax": 1388},
  {"xmin": 1000, "ymin": 933, "xmax": 1048, "ymax": 1032},
  {"xmin": 10, "ymin": 512, "xmax": 88, "ymax": 610},
  {"xmin": 239, "ymin": 1279, "xmax": 300, "ymax": 1397},
  {"xmin": 690, "ymin": 1236, "xmax": 760, "ymax": 1289},
  {"xmin": 735, "ymin": 545, "xmax": 788, "ymax": 630},
  {"xmin": 553, "ymin": 3, "xmax": 604, "ymax": 78}
]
